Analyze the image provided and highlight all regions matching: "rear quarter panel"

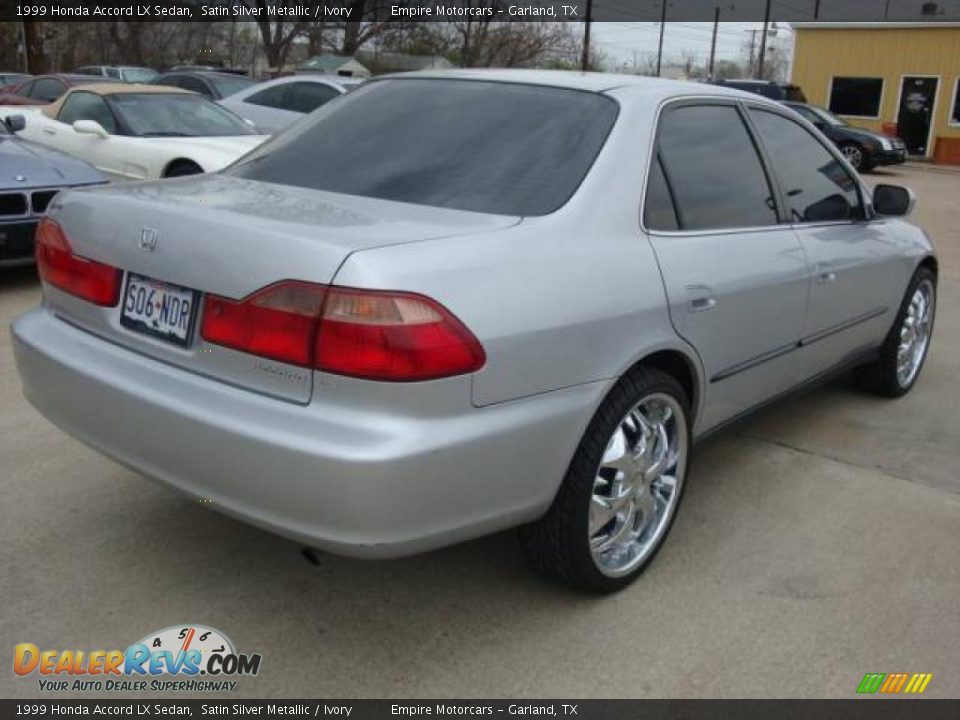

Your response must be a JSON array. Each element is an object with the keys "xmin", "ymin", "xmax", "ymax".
[{"xmin": 332, "ymin": 87, "xmax": 704, "ymax": 417}]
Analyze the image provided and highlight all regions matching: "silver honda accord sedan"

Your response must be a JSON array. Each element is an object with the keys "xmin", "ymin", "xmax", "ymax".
[{"xmin": 11, "ymin": 70, "xmax": 936, "ymax": 592}]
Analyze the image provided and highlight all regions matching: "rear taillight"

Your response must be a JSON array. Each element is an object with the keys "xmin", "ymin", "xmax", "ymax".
[
  {"xmin": 200, "ymin": 281, "xmax": 485, "ymax": 381},
  {"xmin": 35, "ymin": 217, "xmax": 122, "ymax": 307},
  {"xmin": 201, "ymin": 282, "xmax": 327, "ymax": 367}
]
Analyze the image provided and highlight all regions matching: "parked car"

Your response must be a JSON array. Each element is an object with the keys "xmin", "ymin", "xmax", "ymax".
[
  {"xmin": 712, "ymin": 78, "xmax": 807, "ymax": 102},
  {"xmin": 13, "ymin": 84, "xmax": 267, "ymax": 181},
  {"xmin": 75, "ymin": 65, "xmax": 159, "ymax": 84},
  {"xmin": 11, "ymin": 71, "xmax": 936, "ymax": 593},
  {"xmin": 0, "ymin": 74, "xmax": 121, "ymax": 106},
  {"xmin": 152, "ymin": 71, "xmax": 255, "ymax": 100},
  {"xmin": 0, "ymin": 72, "xmax": 31, "ymax": 87},
  {"xmin": 783, "ymin": 101, "xmax": 907, "ymax": 171},
  {"xmin": 0, "ymin": 114, "xmax": 105, "ymax": 267},
  {"xmin": 218, "ymin": 76, "xmax": 347, "ymax": 134}
]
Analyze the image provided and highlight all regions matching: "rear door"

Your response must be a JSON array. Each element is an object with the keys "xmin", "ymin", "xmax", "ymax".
[
  {"xmin": 644, "ymin": 100, "xmax": 809, "ymax": 431},
  {"xmin": 746, "ymin": 105, "xmax": 904, "ymax": 379}
]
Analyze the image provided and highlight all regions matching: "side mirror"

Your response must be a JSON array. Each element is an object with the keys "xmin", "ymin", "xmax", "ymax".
[
  {"xmin": 73, "ymin": 120, "xmax": 109, "ymax": 138},
  {"xmin": 873, "ymin": 184, "xmax": 915, "ymax": 217},
  {"xmin": 4, "ymin": 114, "xmax": 25, "ymax": 133}
]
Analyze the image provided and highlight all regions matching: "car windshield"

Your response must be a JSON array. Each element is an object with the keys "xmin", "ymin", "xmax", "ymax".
[
  {"xmin": 109, "ymin": 93, "xmax": 255, "ymax": 137},
  {"xmin": 207, "ymin": 74, "xmax": 255, "ymax": 97},
  {"xmin": 122, "ymin": 67, "xmax": 158, "ymax": 83},
  {"xmin": 228, "ymin": 78, "xmax": 618, "ymax": 216}
]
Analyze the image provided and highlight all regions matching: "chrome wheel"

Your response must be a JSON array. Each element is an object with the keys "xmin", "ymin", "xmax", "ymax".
[
  {"xmin": 896, "ymin": 279, "xmax": 934, "ymax": 388},
  {"xmin": 589, "ymin": 392, "xmax": 688, "ymax": 577},
  {"xmin": 842, "ymin": 144, "xmax": 864, "ymax": 169}
]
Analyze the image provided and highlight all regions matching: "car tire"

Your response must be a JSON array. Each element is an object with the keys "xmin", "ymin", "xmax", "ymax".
[
  {"xmin": 164, "ymin": 161, "xmax": 204, "ymax": 178},
  {"xmin": 523, "ymin": 367, "xmax": 691, "ymax": 594},
  {"xmin": 855, "ymin": 266, "xmax": 936, "ymax": 397},
  {"xmin": 839, "ymin": 142, "xmax": 866, "ymax": 171}
]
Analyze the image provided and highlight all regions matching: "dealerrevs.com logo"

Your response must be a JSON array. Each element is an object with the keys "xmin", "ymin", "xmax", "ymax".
[{"xmin": 13, "ymin": 625, "xmax": 262, "ymax": 692}]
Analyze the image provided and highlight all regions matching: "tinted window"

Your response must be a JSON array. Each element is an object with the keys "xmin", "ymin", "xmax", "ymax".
[
  {"xmin": 655, "ymin": 104, "xmax": 776, "ymax": 231},
  {"xmin": 207, "ymin": 74, "xmax": 255, "ymax": 98},
  {"xmin": 829, "ymin": 77, "xmax": 883, "ymax": 117},
  {"xmin": 30, "ymin": 78, "xmax": 65, "ymax": 102},
  {"xmin": 105, "ymin": 68, "xmax": 121, "ymax": 79},
  {"xmin": 229, "ymin": 79, "xmax": 618, "ymax": 216},
  {"xmin": 287, "ymin": 82, "xmax": 341, "ymax": 113},
  {"xmin": 952, "ymin": 79, "xmax": 960, "ymax": 125},
  {"xmin": 789, "ymin": 104, "xmax": 821, "ymax": 125},
  {"xmin": 57, "ymin": 91, "xmax": 117, "ymax": 133},
  {"xmin": 750, "ymin": 109, "xmax": 863, "ymax": 223},
  {"xmin": 245, "ymin": 84, "xmax": 289, "ymax": 109},
  {"xmin": 643, "ymin": 155, "xmax": 679, "ymax": 231},
  {"xmin": 785, "ymin": 86, "xmax": 807, "ymax": 102},
  {"xmin": 76, "ymin": 67, "xmax": 101, "ymax": 76},
  {"xmin": 178, "ymin": 76, "xmax": 211, "ymax": 97},
  {"xmin": 15, "ymin": 80, "xmax": 34, "ymax": 97}
]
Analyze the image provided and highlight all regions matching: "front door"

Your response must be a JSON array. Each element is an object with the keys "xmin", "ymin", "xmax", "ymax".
[{"xmin": 897, "ymin": 77, "xmax": 938, "ymax": 156}]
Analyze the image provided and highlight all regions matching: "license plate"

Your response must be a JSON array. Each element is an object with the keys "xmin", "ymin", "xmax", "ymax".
[{"xmin": 120, "ymin": 273, "xmax": 199, "ymax": 347}]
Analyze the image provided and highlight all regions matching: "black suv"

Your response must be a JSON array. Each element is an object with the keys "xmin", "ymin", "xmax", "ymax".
[
  {"xmin": 783, "ymin": 102, "xmax": 906, "ymax": 172},
  {"xmin": 712, "ymin": 79, "xmax": 807, "ymax": 102}
]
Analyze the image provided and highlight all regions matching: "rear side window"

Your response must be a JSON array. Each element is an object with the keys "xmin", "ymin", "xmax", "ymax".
[
  {"xmin": 749, "ymin": 109, "xmax": 863, "ymax": 223},
  {"xmin": 643, "ymin": 156, "xmax": 679, "ymax": 231},
  {"xmin": 229, "ymin": 79, "xmax": 618, "ymax": 216},
  {"xmin": 30, "ymin": 79, "xmax": 65, "ymax": 102},
  {"xmin": 786, "ymin": 86, "xmax": 807, "ymax": 103},
  {"xmin": 651, "ymin": 104, "xmax": 777, "ymax": 231},
  {"xmin": 287, "ymin": 82, "xmax": 341, "ymax": 113},
  {"xmin": 245, "ymin": 84, "xmax": 288, "ymax": 109}
]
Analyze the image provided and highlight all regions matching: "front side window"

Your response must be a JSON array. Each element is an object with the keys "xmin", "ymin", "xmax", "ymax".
[
  {"xmin": 229, "ymin": 79, "xmax": 618, "ymax": 216},
  {"xmin": 15, "ymin": 80, "xmax": 34, "ymax": 97},
  {"xmin": 58, "ymin": 91, "xmax": 118, "ymax": 133},
  {"xmin": 829, "ymin": 77, "xmax": 883, "ymax": 118},
  {"xmin": 749, "ymin": 109, "xmax": 863, "ymax": 224},
  {"xmin": 178, "ymin": 76, "xmax": 211, "ymax": 97},
  {"xmin": 207, "ymin": 74, "xmax": 255, "ymax": 98},
  {"xmin": 650, "ymin": 104, "xmax": 777, "ymax": 231}
]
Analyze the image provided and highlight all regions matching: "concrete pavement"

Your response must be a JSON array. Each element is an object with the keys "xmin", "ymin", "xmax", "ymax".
[{"xmin": 1, "ymin": 164, "xmax": 957, "ymax": 699}]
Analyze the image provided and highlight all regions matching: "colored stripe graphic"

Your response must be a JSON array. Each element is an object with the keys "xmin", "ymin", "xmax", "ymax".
[
  {"xmin": 857, "ymin": 672, "xmax": 932, "ymax": 694},
  {"xmin": 857, "ymin": 673, "xmax": 886, "ymax": 694}
]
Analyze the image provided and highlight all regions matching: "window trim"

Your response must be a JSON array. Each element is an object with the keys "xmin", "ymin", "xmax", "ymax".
[
  {"xmin": 826, "ymin": 76, "xmax": 885, "ymax": 121},
  {"xmin": 743, "ymin": 102, "xmax": 869, "ymax": 227},
  {"xmin": 640, "ymin": 96, "xmax": 789, "ymax": 237},
  {"xmin": 950, "ymin": 76, "xmax": 960, "ymax": 127}
]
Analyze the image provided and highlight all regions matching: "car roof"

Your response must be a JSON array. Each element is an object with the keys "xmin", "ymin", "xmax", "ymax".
[{"xmin": 377, "ymin": 68, "xmax": 756, "ymax": 101}]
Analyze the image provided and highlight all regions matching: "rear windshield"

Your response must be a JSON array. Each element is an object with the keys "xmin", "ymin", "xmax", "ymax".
[{"xmin": 227, "ymin": 78, "xmax": 619, "ymax": 216}]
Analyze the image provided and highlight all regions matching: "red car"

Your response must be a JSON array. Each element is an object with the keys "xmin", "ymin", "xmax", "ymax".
[{"xmin": 0, "ymin": 73, "xmax": 120, "ymax": 106}]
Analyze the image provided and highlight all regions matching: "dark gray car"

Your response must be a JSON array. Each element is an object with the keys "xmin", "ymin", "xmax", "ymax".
[{"xmin": 0, "ymin": 115, "xmax": 106, "ymax": 267}]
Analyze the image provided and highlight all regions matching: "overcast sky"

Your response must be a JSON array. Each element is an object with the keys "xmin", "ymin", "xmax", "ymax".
[{"xmin": 591, "ymin": 21, "xmax": 792, "ymax": 69}]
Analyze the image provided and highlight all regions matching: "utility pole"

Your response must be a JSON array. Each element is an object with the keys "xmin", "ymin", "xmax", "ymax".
[
  {"xmin": 709, "ymin": 4, "xmax": 734, "ymax": 80},
  {"xmin": 656, "ymin": 1, "xmax": 668, "ymax": 77},
  {"xmin": 580, "ymin": 0, "xmax": 593, "ymax": 71},
  {"xmin": 756, "ymin": 0, "xmax": 772, "ymax": 79},
  {"xmin": 19, "ymin": 21, "xmax": 29, "ymax": 74}
]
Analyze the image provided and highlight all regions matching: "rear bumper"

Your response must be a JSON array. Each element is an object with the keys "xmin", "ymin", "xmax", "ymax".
[{"xmin": 12, "ymin": 307, "xmax": 605, "ymax": 558}]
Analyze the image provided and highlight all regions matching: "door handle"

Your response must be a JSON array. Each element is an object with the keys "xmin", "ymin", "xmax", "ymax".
[
  {"xmin": 688, "ymin": 296, "xmax": 717, "ymax": 313},
  {"xmin": 818, "ymin": 271, "xmax": 837, "ymax": 285}
]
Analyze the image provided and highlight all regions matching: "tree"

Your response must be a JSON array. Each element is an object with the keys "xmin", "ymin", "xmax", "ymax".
[{"xmin": 23, "ymin": 21, "xmax": 48, "ymax": 74}]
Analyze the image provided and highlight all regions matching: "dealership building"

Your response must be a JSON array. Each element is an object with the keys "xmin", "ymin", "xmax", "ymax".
[{"xmin": 790, "ymin": 23, "xmax": 960, "ymax": 164}]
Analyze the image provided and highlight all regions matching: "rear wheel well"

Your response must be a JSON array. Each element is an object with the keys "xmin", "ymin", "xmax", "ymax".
[
  {"xmin": 631, "ymin": 350, "xmax": 699, "ymax": 419},
  {"xmin": 163, "ymin": 159, "xmax": 204, "ymax": 177}
]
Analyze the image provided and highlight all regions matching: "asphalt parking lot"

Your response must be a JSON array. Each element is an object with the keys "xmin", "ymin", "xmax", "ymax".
[{"xmin": 1, "ymin": 163, "xmax": 958, "ymax": 700}]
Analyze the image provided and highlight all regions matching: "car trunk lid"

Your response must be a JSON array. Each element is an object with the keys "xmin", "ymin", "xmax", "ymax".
[{"xmin": 42, "ymin": 174, "xmax": 519, "ymax": 402}]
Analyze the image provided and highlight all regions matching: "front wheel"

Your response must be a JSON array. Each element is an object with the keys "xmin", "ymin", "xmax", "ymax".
[
  {"xmin": 523, "ymin": 368, "xmax": 691, "ymax": 593},
  {"xmin": 840, "ymin": 142, "xmax": 866, "ymax": 171},
  {"xmin": 856, "ymin": 266, "xmax": 936, "ymax": 397}
]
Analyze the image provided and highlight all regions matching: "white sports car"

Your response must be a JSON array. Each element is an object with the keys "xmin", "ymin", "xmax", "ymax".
[{"xmin": 9, "ymin": 83, "xmax": 268, "ymax": 181}]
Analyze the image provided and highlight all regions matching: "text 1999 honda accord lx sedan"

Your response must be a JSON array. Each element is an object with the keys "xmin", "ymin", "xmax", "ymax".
[{"xmin": 12, "ymin": 70, "xmax": 936, "ymax": 592}]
